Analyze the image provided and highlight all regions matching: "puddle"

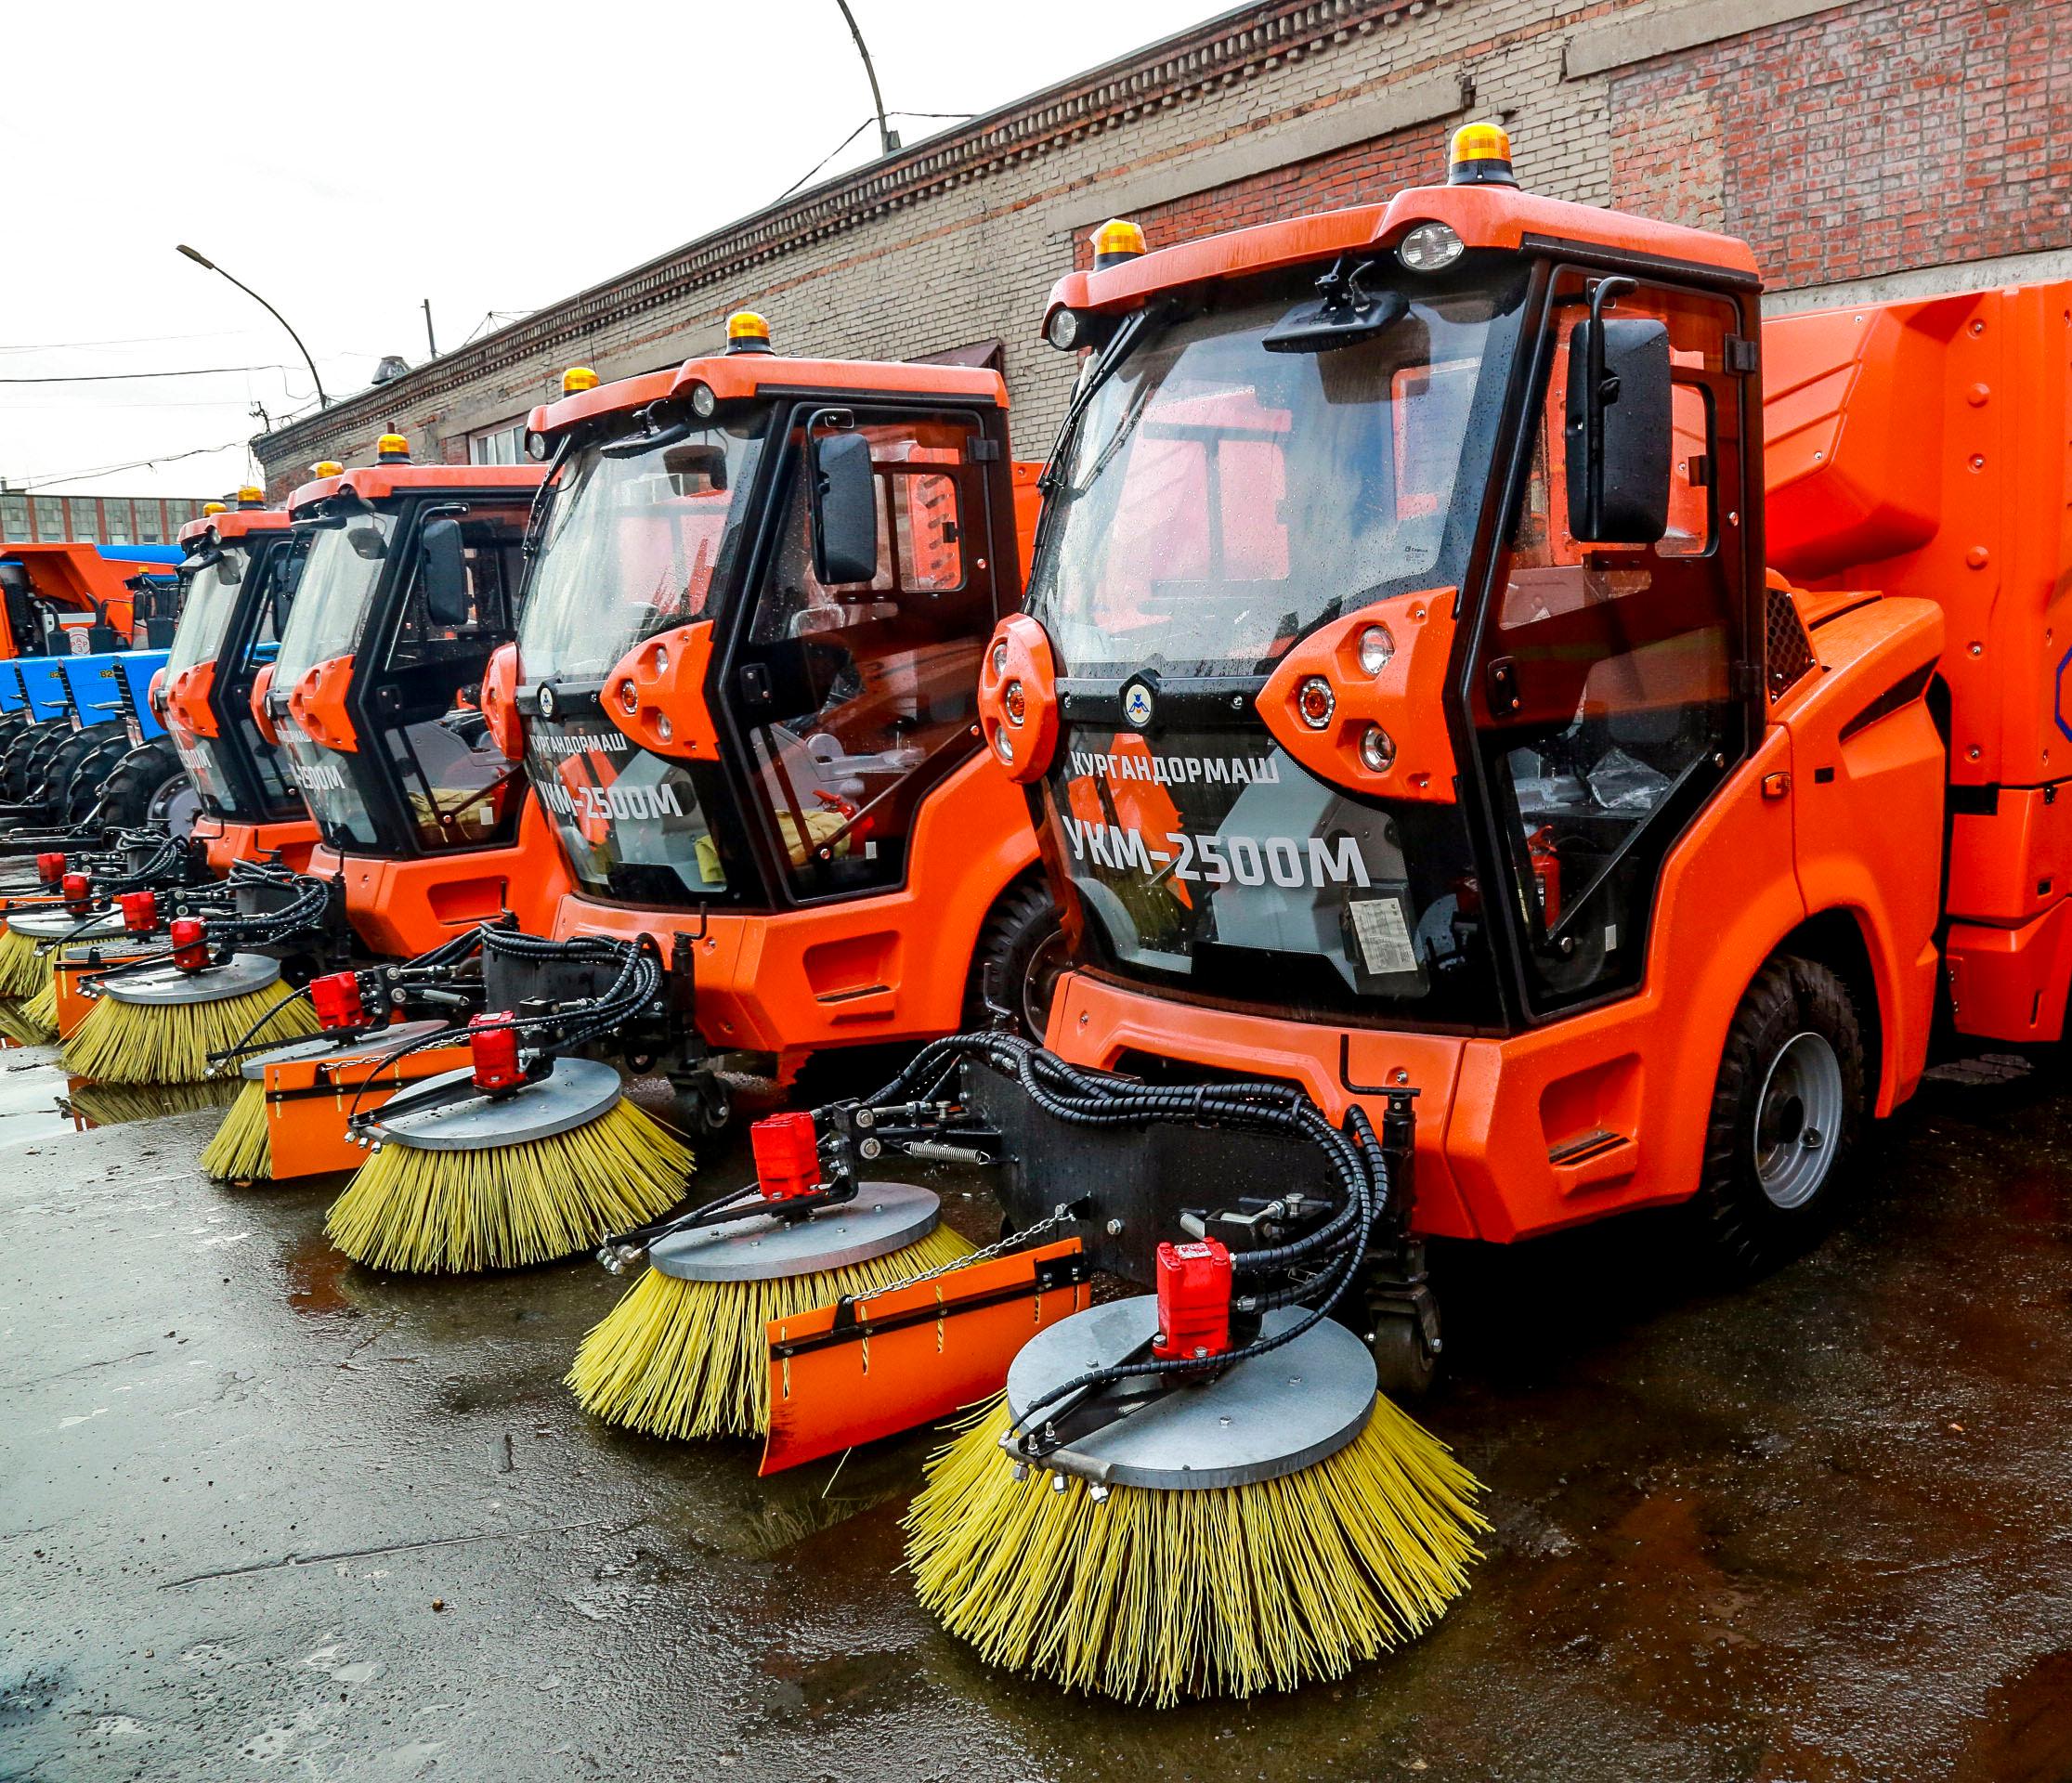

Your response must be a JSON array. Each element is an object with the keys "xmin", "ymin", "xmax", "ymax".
[{"xmin": 0, "ymin": 1048, "xmax": 82, "ymax": 1151}]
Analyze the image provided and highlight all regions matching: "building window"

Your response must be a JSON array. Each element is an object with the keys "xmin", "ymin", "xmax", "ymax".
[
  {"xmin": 468, "ymin": 422, "xmax": 527, "ymax": 467},
  {"xmin": 102, "ymin": 499, "xmax": 134, "ymax": 544},
  {"xmin": 0, "ymin": 495, "xmax": 28, "ymax": 542},
  {"xmin": 34, "ymin": 496, "xmax": 64, "ymax": 540},
  {"xmin": 137, "ymin": 503, "xmax": 163, "ymax": 544},
  {"xmin": 66, "ymin": 499, "xmax": 98, "ymax": 542}
]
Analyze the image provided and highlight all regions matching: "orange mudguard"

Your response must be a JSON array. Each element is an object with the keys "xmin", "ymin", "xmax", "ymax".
[
  {"xmin": 760, "ymin": 1238, "xmax": 1090, "ymax": 1476},
  {"xmin": 259, "ymin": 1036, "xmax": 475, "ymax": 1179}
]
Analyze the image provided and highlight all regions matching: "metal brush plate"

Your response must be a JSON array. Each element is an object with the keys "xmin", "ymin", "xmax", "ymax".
[
  {"xmin": 650, "ymin": 1180, "xmax": 939, "ymax": 1283},
  {"xmin": 8, "ymin": 909, "xmax": 126, "ymax": 942},
  {"xmin": 1004, "ymin": 1297, "xmax": 1376, "ymax": 1490},
  {"xmin": 368, "ymin": 1056, "xmax": 623, "ymax": 1152},
  {"xmin": 238, "ymin": 1019, "xmax": 451, "ymax": 1082},
  {"xmin": 104, "ymin": 953, "xmax": 282, "ymax": 1007}
]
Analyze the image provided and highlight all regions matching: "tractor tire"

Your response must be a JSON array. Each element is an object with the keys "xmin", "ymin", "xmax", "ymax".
[
  {"xmin": 1691, "ymin": 954, "xmax": 1867, "ymax": 1274},
  {"xmin": 58, "ymin": 732, "xmax": 137, "ymax": 826},
  {"xmin": 70, "ymin": 738, "xmax": 192, "ymax": 834},
  {"xmin": 34, "ymin": 729, "xmax": 113, "ymax": 813},
  {"xmin": 3, "ymin": 721, "xmax": 69, "ymax": 803},
  {"xmin": 964, "ymin": 871, "xmax": 1065, "ymax": 1042}
]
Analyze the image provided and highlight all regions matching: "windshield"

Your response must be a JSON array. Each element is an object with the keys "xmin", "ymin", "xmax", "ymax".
[
  {"xmin": 1028, "ymin": 260, "xmax": 1530, "ymax": 678},
  {"xmin": 276, "ymin": 512, "xmax": 394, "ymax": 683},
  {"xmin": 166, "ymin": 553, "xmax": 242, "ymax": 676},
  {"xmin": 519, "ymin": 416, "xmax": 767, "ymax": 682}
]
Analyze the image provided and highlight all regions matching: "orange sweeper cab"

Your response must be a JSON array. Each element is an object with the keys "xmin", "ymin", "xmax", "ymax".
[
  {"xmin": 160, "ymin": 490, "xmax": 319, "ymax": 874},
  {"xmin": 265, "ymin": 441, "xmax": 567, "ymax": 956},
  {"xmin": 450, "ymin": 315, "xmax": 1054, "ymax": 1129},
  {"xmin": 818, "ymin": 121, "xmax": 2072, "ymax": 1400}
]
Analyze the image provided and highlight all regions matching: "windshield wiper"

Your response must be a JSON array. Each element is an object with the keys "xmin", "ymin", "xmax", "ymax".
[{"xmin": 1036, "ymin": 307, "xmax": 1151, "ymax": 498}]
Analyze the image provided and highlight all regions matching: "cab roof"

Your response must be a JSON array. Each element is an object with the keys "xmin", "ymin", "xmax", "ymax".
[
  {"xmin": 1044, "ymin": 182, "xmax": 1761, "ymax": 327},
  {"xmin": 529, "ymin": 354, "xmax": 1010, "ymax": 437},
  {"xmin": 286, "ymin": 462, "xmax": 542, "ymax": 516},
  {"xmin": 178, "ymin": 508, "xmax": 293, "ymax": 548}
]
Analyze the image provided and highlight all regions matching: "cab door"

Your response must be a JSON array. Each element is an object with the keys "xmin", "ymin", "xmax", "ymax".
[
  {"xmin": 721, "ymin": 407, "xmax": 1007, "ymax": 901},
  {"xmin": 1469, "ymin": 270, "xmax": 1753, "ymax": 1013}
]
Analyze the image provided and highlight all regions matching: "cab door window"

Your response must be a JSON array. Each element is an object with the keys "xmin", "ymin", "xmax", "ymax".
[
  {"xmin": 734, "ymin": 413, "xmax": 998, "ymax": 898},
  {"xmin": 378, "ymin": 508, "xmax": 528, "ymax": 853},
  {"xmin": 1475, "ymin": 273, "xmax": 1747, "ymax": 1010}
]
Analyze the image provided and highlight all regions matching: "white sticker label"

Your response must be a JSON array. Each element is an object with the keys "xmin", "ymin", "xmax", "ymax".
[{"xmin": 1349, "ymin": 897, "xmax": 1418, "ymax": 977}]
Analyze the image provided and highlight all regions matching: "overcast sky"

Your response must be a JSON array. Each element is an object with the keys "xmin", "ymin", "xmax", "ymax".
[{"xmin": 0, "ymin": 0, "xmax": 1218, "ymax": 501}]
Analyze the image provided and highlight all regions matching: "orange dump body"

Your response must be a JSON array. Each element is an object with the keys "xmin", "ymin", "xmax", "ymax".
[
  {"xmin": 1764, "ymin": 283, "xmax": 2072, "ymax": 1042},
  {"xmin": 0, "ymin": 543, "xmax": 147, "ymax": 652}
]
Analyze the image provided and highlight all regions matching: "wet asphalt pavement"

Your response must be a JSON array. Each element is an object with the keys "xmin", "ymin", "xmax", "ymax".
[{"xmin": 4, "ymin": 1039, "xmax": 2070, "ymax": 1783}]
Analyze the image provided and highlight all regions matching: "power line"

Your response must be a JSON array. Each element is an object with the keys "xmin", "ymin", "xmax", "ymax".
[
  {"xmin": 0, "ymin": 363, "xmax": 301, "ymax": 384},
  {"xmin": 13, "ymin": 439, "xmax": 248, "ymax": 491}
]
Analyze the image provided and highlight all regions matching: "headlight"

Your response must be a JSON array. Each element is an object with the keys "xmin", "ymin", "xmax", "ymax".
[
  {"xmin": 1357, "ymin": 624, "xmax": 1396, "ymax": 675},
  {"xmin": 525, "ymin": 430, "xmax": 551, "ymax": 462},
  {"xmin": 1360, "ymin": 724, "xmax": 1397, "ymax": 772},
  {"xmin": 1398, "ymin": 221, "xmax": 1465, "ymax": 272},
  {"xmin": 687, "ymin": 381, "xmax": 718, "ymax": 420}
]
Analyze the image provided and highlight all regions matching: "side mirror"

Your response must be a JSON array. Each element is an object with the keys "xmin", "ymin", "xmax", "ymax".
[
  {"xmin": 419, "ymin": 518, "xmax": 471, "ymax": 628},
  {"xmin": 1564, "ymin": 298, "xmax": 1672, "ymax": 545},
  {"xmin": 808, "ymin": 429, "xmax": 880, "ymax": 587}
]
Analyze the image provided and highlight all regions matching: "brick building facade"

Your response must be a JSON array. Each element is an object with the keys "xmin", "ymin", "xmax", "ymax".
[{"xmin": 254, "ymin": 0, "xmax": 2071, "ymax": 488}]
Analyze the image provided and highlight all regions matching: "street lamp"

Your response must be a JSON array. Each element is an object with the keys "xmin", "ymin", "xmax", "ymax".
[{"xmin": 176, "ymin": 244, "xmax": 329, "ymax": 410}]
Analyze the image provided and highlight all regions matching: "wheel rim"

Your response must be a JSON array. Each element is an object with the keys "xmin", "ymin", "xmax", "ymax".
[
  {"xmin": 148, "ymin": 774, "xmax": 202, "ymax": 840},
  {"xmin": 1021, "ymin": 926, "xmax": 1070, "ymax": 1039},
  {"xmin": 1753, "ymin": 1030, "xmax": 1843, "ymax": 1210}
]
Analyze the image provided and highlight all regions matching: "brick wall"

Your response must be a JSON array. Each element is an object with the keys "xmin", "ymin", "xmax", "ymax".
[
  {"xmin": 255, "ymin": 0, "xmax": 2066, "ymax": 491},
  {"xmin": 1609, "ymin": 0, "xmax": 2072, "ymax": 290},
  {"xmin": 1072, "ymin": 124, "xmax": 1452, "ymax": 268}
]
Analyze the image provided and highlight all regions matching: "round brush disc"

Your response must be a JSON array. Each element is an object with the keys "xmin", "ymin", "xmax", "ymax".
[
  {"xmin": 236, "ymin": 1019, "xmax": 452, "ymax": 1082},
  {"xmin": 101, "ymin": 953, "xmax": 283, "ymax": 1007},
  {"xmin": 1005, "ymin": 1296, "xmax": 1376, "ymax": 1491},
  {"xmin": 649, "ymin": 1180, "xmax": 940, "ymax": 1282},
  {"xmin": 7, "ymin": 909, "xmax": 126, "ymax": 943},
  {"xmin": 366, "ymin": 1056, "xmax": 623, "ymax": 1152}
]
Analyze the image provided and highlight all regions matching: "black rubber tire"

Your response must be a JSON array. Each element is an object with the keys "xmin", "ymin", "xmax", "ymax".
[
  {"xmin": 59, "ymin": 733, "xmax": 139, "ymax": 827},
  {"xmin": 3, "ymin": 721, "xmax": 70, "ymax": 803},
  {"xmin": 33, "ymin": 729, "xmax": 112, "ymax": 810},
  {"xmin": 69, "ymin": 738, "xmax": 182, "ymax": 830},
  {"xmin": 1691, "ymin": 955, "xmax": 1867, "ymax": 1274},
  {"xmin": 964, "ymin": 872, "xmax": 1065, "ymax": 1041}
]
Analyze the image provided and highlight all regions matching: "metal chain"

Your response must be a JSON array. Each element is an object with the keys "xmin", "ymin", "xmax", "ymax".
[{"xmin": 867, "ymin": 1198, "xmax": 1083, "ymax": 1299}]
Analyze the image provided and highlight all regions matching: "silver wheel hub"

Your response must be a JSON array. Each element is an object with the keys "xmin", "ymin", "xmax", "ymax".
[{"xmin": 1753, "ymin": 1030, "xmax": 1843, "ymax": 1210}]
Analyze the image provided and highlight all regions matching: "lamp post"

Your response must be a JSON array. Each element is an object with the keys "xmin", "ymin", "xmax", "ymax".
[
  {"xmin": 176, "ymin": 244, "xmax": 329, "ymax": 410},
  {"xmin": 833, "ymin": 0, "xmax": 899, "ymax": 157}
]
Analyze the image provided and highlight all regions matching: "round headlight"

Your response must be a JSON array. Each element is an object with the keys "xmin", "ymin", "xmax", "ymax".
[
  {"xmin": 993, "ymin": 728, "xmax": 1015, "ymax": 763},
  {"xmin": 1297, "ymin": 676, "xmax": 1336, "ymax": 731},
  {"xmin": 1360, "ymin": 724, "xmax": 1397, "ymax": 772},
  {"xmin": 1045, "ymin": 308, "xmax": 1082, "ymax": 352},
  {"xmin": 687, "ymin": 381, "xmax": 718, "ymax": 420},
  {"xmin": 1398, "ymin": 221, "xmax": 1465, "ymax": 272},
  {"xmin": 1357, "ymin": 623, "xmax": 1396, "ymax": 675},
  {"xmin": 524, "ymin": 430, "xmax": 551, "ymax": 462},
  {"xmin": 990, "ymin": 639, "xmax": 1009, "ymax": 677}
]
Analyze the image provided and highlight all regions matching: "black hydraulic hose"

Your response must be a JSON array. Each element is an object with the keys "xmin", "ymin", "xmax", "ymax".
[{"xmin": 840, "ymin": 1029, "xmax": 1390, "ymax": 1436}]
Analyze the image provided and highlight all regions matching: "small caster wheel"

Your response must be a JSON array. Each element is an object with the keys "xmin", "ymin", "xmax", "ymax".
[
  {"xmin": 695, "ymin": 1082, "xmax": 733, "ymax": 1136},
  {"xmin": 1367, "ymin": 1309, "xmax": 1439, "ymax": 1399}
]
